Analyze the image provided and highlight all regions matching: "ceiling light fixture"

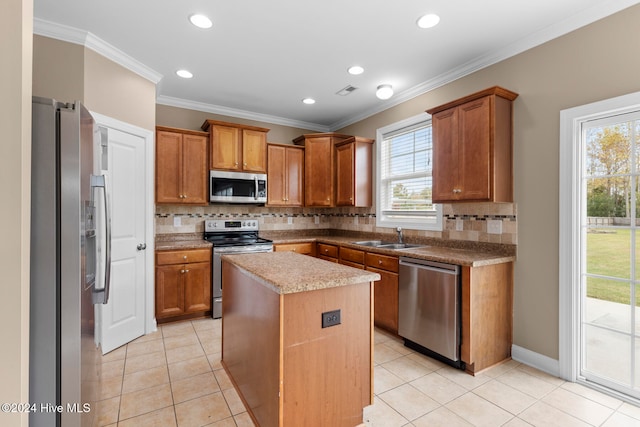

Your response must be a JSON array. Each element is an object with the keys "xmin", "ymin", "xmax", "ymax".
[
  {"xmin": 348, "ymin": 65, "xmax": 364, "ymax": 75},
  {"xmin": 417, "ymin": 13, "xmax": 440, "ymax": 29},
  {"xmin": 189, "ymin": 14, "xmax": 213, "ymax": 29},
  {"xmin": 376, "ymin": 84, "xmax": 393, "ymax": 100},
  {"xmin": 302, "ymin": 98, "xmax": 316, "ymax": 105},
  {"xmin": 176, "ymin": 69, "xmax": 193, "ymax": 79}
]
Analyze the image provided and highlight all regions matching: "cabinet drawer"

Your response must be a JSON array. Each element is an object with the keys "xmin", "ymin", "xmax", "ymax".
[
  {"xmin": 365, "ymin": 252, "xmax": 399, "ymax": 273},
  {"xmin": 340, "ymin": 260, "xmax": 365, "ymax": 269},
  {"xmin": 317, "ymin": 243, "xmax": 338, "ymax": 259},
  {"xmin": 274, "ymin": 242, "xmax": 315, "ymax": 256},
  {"xmin": 156, "ymin": 248, "xmax": 211, "ymax": 265},
  {"xmin": 340, "ymin": 247, "xmax": 364, "ymax": 265}
]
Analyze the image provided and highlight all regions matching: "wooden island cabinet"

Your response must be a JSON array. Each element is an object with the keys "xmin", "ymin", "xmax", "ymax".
[
  {"xmin": 427, "ymin": 86, "xmax": 518, "ymax": 203},
  {"xmin": 221, "ymin": 252, "xmax": 379, "ymax": 427}
]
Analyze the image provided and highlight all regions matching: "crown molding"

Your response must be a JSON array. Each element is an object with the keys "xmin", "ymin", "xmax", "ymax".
[
  {"xmin": 329, "ymin": 0, "xmax": 640, "ymax": 130},
  {"xmin": 33, "ymin": 18, "xmax": 163, "ymax": 84},
  {"xmin": 156, "ymin": 95, "xmax": 331, "ymax": 132}
]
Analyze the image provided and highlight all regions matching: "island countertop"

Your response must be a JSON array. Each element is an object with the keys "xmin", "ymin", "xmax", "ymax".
[{"xmin": 221, "ymin": 251, "xmax": 380, "ymax": 294}]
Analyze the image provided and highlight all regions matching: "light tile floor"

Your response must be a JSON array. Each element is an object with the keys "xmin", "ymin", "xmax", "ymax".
[{"xmin": 91, "ymin": 317, "xmax": 640, "ymax": 426}]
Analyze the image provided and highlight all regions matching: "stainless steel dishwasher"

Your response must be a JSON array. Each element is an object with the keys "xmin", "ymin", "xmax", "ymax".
[{"xmin": 398, "ymin": 257, "xmax": 462, "ymax": 367}]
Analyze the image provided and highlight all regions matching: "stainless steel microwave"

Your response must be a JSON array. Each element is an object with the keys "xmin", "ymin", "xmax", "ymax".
[{"xmin": 209, "ymin": 170, "xmax": 267, "ymax": 204}]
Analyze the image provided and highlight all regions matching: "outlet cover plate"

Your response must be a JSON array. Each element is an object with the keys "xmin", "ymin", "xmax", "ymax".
[
  {"xmin": 487, "ymin": 219, "xmax": 502, "ymax": 234},
  {"xmin": 322, "ymin": 309, "xmax": 341, "ymax": 328}
]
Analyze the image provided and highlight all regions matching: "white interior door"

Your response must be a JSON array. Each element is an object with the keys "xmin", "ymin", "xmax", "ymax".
[{"xmin": 94, "ymin": 119, "xmax": 150, "ymax": 354}]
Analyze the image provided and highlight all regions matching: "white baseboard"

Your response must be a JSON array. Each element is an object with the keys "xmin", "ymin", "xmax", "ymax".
[{"xmin": 512, "ymin": 344, "xmax": 561, "ymax": 378}]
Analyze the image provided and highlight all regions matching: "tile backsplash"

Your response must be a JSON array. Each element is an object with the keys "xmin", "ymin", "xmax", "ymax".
[{"xmin": 155, "ymin": 202, "xmax": 517, "ymax": 245}]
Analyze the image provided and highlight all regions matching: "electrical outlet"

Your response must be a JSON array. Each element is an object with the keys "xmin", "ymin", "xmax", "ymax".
[
  {"xmin": 487, "ymin": 219, "xmax": 503, "ymax": 234},
  {"xmin": 314, "ymin": 215, "xmax": 320, "ymax": 225},
  {"xmin": 354, "ymin": 216, "xmax": 359, "ymax": 225},
  {"xmin": 287, "ymin": 216, "xmax": 293, "ymax": 225},
  {"xmin": 455, "ymin": 219, "xmax": 463, "ymax": 231},
  {"xmin": 321, "ymin": 309, "xmax": 341, "ymax": 328},
  {"xmin": 173, "ymin": 216, "xmax": 181, "ymax": 227}
]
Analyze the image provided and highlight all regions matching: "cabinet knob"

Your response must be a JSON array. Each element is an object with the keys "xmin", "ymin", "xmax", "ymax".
[
  {"xmin": 378, "ymin": 260, "xmax": 382, "ymax": 265},
  {"xmin": 184, "ymin": 269, "xmax": 190, "ymax": 273},
  {"xmin": 180, "ymin": 269, "xmax": 185, "ymax": 274},
  {"xmin": 183, "ymin": 255, "xmax": 188, "ymax": 260},
  {"xmin": 235, "ymin": 162, "xmax": 239, "ymax": 166},
  {"xmin": 349, "ymin": 197, "xmax": 353, "ymax": 201},
  {"xmin": 453, "ymin": 188, "xmax": 461, "ymax": 194},
  {"xmin": 293, "ymin": 248, "xmax": 297, "ymax": 252},
  {"xmin": 243, "ymin": 162, "xmax": 247, "ymax": 167}
]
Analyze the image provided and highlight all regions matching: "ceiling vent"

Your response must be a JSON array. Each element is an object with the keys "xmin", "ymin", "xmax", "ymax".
[{"xmin": 336, "ymin": 85, "xmax": 358, "ymax": 96}]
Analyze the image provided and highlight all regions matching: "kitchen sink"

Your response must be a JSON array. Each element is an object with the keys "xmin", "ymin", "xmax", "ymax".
[
  {"xmin": 376, "ymin": 243, "xmax": 424, "ymax": 250},
  {"xmin": 351, "ymin": 240, "xmax": 394, "ymax": 246},
  {"xmin": 351, "ymin": 240, "xmax": 424, "ymax": 250}
]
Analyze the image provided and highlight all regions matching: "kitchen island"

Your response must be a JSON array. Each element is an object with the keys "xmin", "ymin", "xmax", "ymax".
[{"xmin": 221, "ymin": 252, "xmax": 380, "ymax": 427}]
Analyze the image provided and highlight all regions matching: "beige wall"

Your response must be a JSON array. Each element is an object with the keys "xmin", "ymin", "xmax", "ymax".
[
  {"xmin": 33, "ymin": 36, "xmax": 156, "ymax": 131},
  {"xmin": 84, "ymin": 49, "xmax": 156, "ymax": 130},
  {"xmin": 0, "ymin": 0, "xmax": 32, "ymax": 426},
  {"xmin": 156, "ymin": 104, "xmax": 315, "ymax": 144},
  {"xmin": 338, "ymin": 4, "xmax": 640, "ymax": 359},
  {"xmin": 32, "ymin": 35, "xmax": 84, "ymax": 102}
]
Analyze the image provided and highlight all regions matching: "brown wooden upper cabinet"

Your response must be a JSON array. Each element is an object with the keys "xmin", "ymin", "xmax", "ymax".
[
  {"xmin": 293, "ymin": 133, "xmax": 351, "ymax": 207},
  {"xmin": 266, "ymin": 143, "xmax": 304, "ymax": 207},
  {"xmin": 201, "ymin": 119, "xmax": 269, "ymax": 173},
  {"xmin": 426, "ymin": 86, "xmax": 518, "ymax": 203},
  {"xmin": 156, "ymin": 126, "xmax": 208, "ymax": 205},
  {"xmin": 335, "ymin": 136, "xmax": 374, "ymax": 207}
]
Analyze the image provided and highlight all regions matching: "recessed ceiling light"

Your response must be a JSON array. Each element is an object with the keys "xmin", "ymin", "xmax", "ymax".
[
  {"xmin": 302, "ymin": 98, "xmax": 316, "ymax": 105},
  {"xmin": 417, "ymin": 13, "xmax": 440, "ymax": 29},
  {"xmin": 176, "ymin": 69, "xmax": 193, "ymax": 79},
  {"xmin": 189, "ymin": 14, "xmax": 213, "ymax": 29},
  {"xmin": 376, "ymin": 84, "xmax": 394, "ymax": 100},
  {"xmin": 348, "ymin": 65, "xmax": 364, "ymax": 75}
]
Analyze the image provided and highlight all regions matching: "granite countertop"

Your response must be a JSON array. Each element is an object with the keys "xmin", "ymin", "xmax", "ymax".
[
  {"xmin": 222, "ymin": 252, "xmax": 380, "ymax": 295},
  {"xmin": 267, "ymin": 234, "xmax": 515, "ymax": 267},
  {"xmin": 155, "ymin": 233, "xmax": 212, "ymax": 251}
]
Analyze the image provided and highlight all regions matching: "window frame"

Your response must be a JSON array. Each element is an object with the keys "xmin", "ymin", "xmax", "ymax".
[{"xmin": 376, "ymin": 113, "xmax": 443, "ymax": 231}]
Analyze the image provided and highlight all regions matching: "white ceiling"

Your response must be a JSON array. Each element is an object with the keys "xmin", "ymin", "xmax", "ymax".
[{"xmin": 33, "ymin": 0, "xmax": 639, "ymax": 131}]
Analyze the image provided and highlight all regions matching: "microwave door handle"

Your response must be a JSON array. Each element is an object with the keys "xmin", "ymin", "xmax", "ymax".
[
  {"xmin": 254, "ymin": 176, "xmax": 258, "ymax": 200},
  {"xmin": 91, "ymin": 174, "xmax": 112, "ymax": 304}
]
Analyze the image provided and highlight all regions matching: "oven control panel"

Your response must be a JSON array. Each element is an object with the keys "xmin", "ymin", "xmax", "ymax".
[{"xmin": 205, "ymin": 219, "xmax": 259, "ymax": 232}]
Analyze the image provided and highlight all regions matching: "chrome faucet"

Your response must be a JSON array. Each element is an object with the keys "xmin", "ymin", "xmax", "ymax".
[{"xmin": 396, "ymin": 227, "xmax": 404, "ymax": 244}]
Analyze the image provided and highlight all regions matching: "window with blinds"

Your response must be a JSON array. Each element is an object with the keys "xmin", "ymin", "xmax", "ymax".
[{"xmin": 376, "ymin": 114, "xmax": 442, "ymax": 230}]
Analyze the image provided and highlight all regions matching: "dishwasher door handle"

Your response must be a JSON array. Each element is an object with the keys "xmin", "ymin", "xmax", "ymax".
[{"xmin": 399, "ymin": 259, "xmax": 459, "ymax": 275}]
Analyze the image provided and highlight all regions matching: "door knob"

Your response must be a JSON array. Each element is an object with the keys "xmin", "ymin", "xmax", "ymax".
[{"xmin": 137, "ymin": 243, "xmax": 147, "ymax": 251}]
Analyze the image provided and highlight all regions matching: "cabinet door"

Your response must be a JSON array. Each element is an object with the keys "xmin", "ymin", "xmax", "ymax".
[
  {"xmin": 431, "ymin": 108, "xmax": 459, "ymax": 202},
  {"xmin": 242, "ymin": 129, "xmax": 267, "ymax": 172},
  {"xmin": 211, "ymin": 125, "xmax": 241, "ymax": 170},
  {"xmin": 155, "ymin": 264, "xmax": 185, "ymax": 318},
  {"xmin": 286, "ymin": 146, "xmax": 304, "ymax": 206},
  {"xmin": 367, "ymin": 266, "xmax": 399, "ymax": 333},
  {"xmin": 183, "ymin": 261, "xmax": 211, "ymax": 313},
  {"xmin": 267, "ymin": 145, "xmax": 287, "ymax": 206},
  {"xmin": 458, "ymin": 97, "xmax": 491, "ymax": 201},
  {"xmin": 182, "ymin": 134, "xmax": 208, "ymax": 204},
  {"xmin": 156, "ymin": 131, "xmax": 183, "ymax": 204},
  {"xmin": 304, "ymin": 138, "xmax": 333, "ymax": 206},
  {"xmin": 335, "ymin": 141, "xmax": 355, "ymax": 206}
]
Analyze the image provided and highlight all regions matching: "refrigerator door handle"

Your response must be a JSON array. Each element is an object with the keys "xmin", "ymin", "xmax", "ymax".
[{"xmin": 91, "ymin": 174, "xmax": 112, "ymax": 304}]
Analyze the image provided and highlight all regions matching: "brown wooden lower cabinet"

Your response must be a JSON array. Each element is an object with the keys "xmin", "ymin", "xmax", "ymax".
[
  {"xmin": 155, "ymin": 248, "xmax": 212, "ymax": 323},
  {"xmin": 461, "ymin": 262, "xmax": 514, "ymax": 375},
  {"xmin": 273, "ymin": 242, "xmax": 316, "ymax": 256}
]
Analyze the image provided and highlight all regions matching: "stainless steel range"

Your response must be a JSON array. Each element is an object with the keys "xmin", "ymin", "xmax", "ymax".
[{"xmin": 204, "ymin": 219, "xmax": 273, "ymax": 318}]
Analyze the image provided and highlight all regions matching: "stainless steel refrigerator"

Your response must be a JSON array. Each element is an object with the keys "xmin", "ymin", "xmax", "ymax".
[{"xmin": 30, "ymin": 97, "xmax": 111, "ymax": 427}]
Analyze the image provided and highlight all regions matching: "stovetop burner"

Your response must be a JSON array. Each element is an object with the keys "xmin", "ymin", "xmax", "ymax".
[{"xmin": 203, "ymin": 219, "xmax": 272, "ymax": 248}]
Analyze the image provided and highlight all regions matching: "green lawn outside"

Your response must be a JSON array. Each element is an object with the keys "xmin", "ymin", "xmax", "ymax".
[{"xmin": 586, "ymin": 228, "xmax": 637, "ymax": 305}]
